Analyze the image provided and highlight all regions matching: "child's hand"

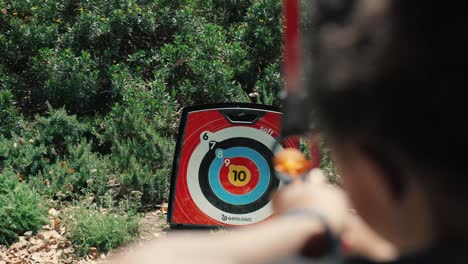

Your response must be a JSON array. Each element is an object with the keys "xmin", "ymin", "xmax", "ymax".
[
  {"xmin": 272, "ymin": 169, "xmax": 349, "ymax": 233},
  {"xmin": 273, "ymin": 169, "xmax": 397, "ymax": 261},
  {"xmin": 342, "ymin": 214, "xmax": 398, "ymax": 261}
]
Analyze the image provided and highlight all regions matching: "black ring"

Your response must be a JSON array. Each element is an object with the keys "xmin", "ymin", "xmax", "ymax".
[{"xmin": 199, "ymin": 137, "xmax": 279, "ymax": 214}]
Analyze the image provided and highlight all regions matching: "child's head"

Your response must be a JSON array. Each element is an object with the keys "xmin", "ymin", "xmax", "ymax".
[{"xmin": 308, "ymin": 0, "xmax": 468, "ymax": 247}]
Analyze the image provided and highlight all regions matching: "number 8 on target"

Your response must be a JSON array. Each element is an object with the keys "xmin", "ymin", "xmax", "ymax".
[{"xmin": 217, "ymin": 149, "xmax": 224, "ymax": 159}]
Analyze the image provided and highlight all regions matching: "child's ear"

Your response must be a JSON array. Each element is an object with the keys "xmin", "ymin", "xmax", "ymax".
[{"xmin": 331, "ymin": 144, "xmax": 401, "ymax": 237}]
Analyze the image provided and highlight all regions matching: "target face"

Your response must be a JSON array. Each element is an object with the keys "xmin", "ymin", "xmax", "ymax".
[{"xmin": 168, "ymin": 104, "xmax": 304, "ymax": 228}]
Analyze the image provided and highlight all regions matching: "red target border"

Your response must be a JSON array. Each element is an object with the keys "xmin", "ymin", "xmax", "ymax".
[{"xmin": 168, "ymin": 103, "xmax": 303, "ymax": 229}]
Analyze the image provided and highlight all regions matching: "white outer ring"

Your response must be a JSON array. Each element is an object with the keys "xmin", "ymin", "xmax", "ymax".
[{"xmin": 187, "ymin": 127, "xmax": 284, "ymax": 225}]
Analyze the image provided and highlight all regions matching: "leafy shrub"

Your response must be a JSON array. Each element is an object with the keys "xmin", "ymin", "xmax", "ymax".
[
  {"xmin": 30, "ymin": 139, "xmax": 112, "ymax": 199},
  {"xmin": 243, "ymin": 0, "xmax": 283, "ymax": 66},
  {"xmin": 109, "ymin": 64, "xmax": 179, "ymax": 135},
  {"xmin": 0, "ymin": 105, "xmax": 86, "ymax": 182},
  {"xmin": 0, "ymin": 168, "xmax": 47, "ymax": 245},
  {"xmin": 34, "ymin": 107, "xmax": 87, "ymax": 156},
  {"xmin": 63, "ymin": 140, "xmax": 112, "ymax": 197},
  {"xmin": 0, "ymin": 106, "xmax": 95, "ymax": 182},
  {"xmin": 101, "ymin": 107, "xmax": 173, "ymax": 170},
  {"xmin": 254, "ymin": 63, "xmax": 282, "ymax": 106},
  {"xmin": 0, "ymin": 10, "xmax": 59, "ymax": 73},
  {"xmin": 1, "ymin": 107, "xmax": 113, "ymax": 200},
  {"xmin": 0, "ymin": 0, "xmax": 286, "ymax": 212},
  {"xmin": 96, "ymin": 105, "xmax": 174, "ymax": 204},
  {"xmin": 61, "ymin": 0, "xmax": 180, "ymax": 59},
  {"xmin": 209, "ymin": 0, "xmax": 254, "ymax": 26},
  {"xmin": 0, "ymin": 89, "xmax": 19, "ymax": 137},
  {"xmin": 2, "ymin": 0, "xmax": 282, "ymax": 114},
  {"xmin": 31, "ymin": 49, "xmax": 101, "ymax": 115},
  {"xmin": 65, "ymin": 202, "xmax": 139, "ymax": 256},
  {"xmin": 158, "ymin": 22, "xmax": 250, "ymax": 106},
  {"xmin": 0, "ymin": 135, "xmax": 48, "ymax": 179},
  {"xmin": 120, "ymin": 159, "xmax": 170, "ymax": 205}
]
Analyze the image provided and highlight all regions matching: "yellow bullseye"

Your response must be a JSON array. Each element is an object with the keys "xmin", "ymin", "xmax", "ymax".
[{"xmin": 228, "ymin": 165, "xmax": 251, "ymax": 187}]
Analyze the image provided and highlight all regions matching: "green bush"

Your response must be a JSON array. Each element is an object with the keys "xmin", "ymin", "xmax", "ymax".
[
  {"xmin": 31, "ymin": 49, "xmax": 101, "ymax": 115},
  {"xmin": 242, "ymin": 0, "xmax": 283, "ymax": 84},
  {"xmin": 209, "ymin": 0, "xmax": 254, "ymax": 26},
  {"xmin": 1, "ymin": 0, "xmax": 283, "ymax": 114},
  {"xmin": 0, "ymin": 135, "xmax": 48, "ymax": 179},
  {"xmin": 120, "ymin": 159, "xmax": 170, "ymax": 205},
  {"xmin": 109, "ymin": 64, "xmax": 179, "ymax": 135},
  {"xmin": 34, "ymin": 107, "xmax": 87, "ymax": 156},
  {"xmin": 0, "ymin": 0, "xmax": 286, "ymax": 211},
  {"xmin": 63, "ymin": 140, "xmax": 112, "ymax": 197},
  {"xmin": 243, "ymin": 0, "xmax": 283, "ymax": 61},
  {"xmin": 0, "ymin": 107, "xmax": 88, "ymax": 179},
  {"xmin": 65, "ymin": 202, "xmax": 139, "ymax": 256},
  {"xmin": 0, "ymin": 89, "xmax": 19, "ymax": 137},
  {"xmin": 254, "ymin": 63, "xmax": 282, "ymax": 106},
  {"xmin": 0, "ymin": 108, "xmax": 113, "ymax": 200},
  {"xmin": 158, "ymin": 21, "xmax": 250, "ymax": 106},
  {"xmin": 30, "ymin": 139, "xmax": 112, "ymax": 199},
  {"xmin": 0, "ymin": 168, "xmax": 47, "ymax": 245},
  {"xmin": 96, "ymin": 105, "xmax": 174, "ymax": 204}
]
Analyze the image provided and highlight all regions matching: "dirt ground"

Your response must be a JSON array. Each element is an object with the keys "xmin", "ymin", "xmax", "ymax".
[
  {"xmin": 137, "ymin": 210, "xmax": 170, "ymax": 242},
  {"xmin": 0, "ymin": 211, "xmax": 169, "ymax": 264}
]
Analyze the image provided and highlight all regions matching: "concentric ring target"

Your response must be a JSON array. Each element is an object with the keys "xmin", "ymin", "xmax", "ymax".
[
  {"xmin": 187, "ymin": 126, "xmax": 284, "ymax": 225},
  {"xmin": 199, "ymin": 138, "xmax": 278, "ymax": 214},
  {"xmin": 208, "ymin": 146, "xmax": 269, "ymax": 204}
]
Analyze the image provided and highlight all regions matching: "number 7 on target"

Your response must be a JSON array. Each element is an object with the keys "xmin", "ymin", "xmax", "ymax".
[{"xmin": 209, "ymin": 141, "xmax": 217, "ymax": 150}]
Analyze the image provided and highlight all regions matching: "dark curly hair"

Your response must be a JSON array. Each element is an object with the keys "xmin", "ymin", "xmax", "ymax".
[{"xmin": 308, "ymin": 0, "xmax": 468, "ymax": 240}]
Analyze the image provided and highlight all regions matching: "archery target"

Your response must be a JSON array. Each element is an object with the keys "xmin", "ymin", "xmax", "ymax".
[
  {"xmin": 168, "ymin": 104, "xmax": 307, "ymax": 228},
  {"xmin": 187, "ymin": 127, "xmax": 283, "ymax": 224}
]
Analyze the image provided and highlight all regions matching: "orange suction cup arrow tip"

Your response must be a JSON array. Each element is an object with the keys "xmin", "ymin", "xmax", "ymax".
[{"xmin": 274, "ymin": 148, "xmax": 313, "ymax": 183}]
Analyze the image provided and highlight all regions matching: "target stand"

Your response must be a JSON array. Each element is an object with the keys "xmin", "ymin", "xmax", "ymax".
[{"xmin": 168, "ymin": 104, "xmax": 298, "ymax": 228}]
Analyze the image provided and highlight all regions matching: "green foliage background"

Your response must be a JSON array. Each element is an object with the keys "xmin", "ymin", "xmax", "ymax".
[{"xmin": 0, "ymin": 0, "xmax": 285, "ymax": 248}]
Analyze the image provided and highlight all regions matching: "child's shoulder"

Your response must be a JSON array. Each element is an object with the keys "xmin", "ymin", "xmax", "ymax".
[{"xmin": 346, "ymin": 244, "xmax": 468, "ymax": 264}]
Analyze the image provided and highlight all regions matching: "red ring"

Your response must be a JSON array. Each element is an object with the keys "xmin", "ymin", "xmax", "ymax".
[{"xmin": 219, "ymin": 157, "xmax": 260, "ymax": 195}]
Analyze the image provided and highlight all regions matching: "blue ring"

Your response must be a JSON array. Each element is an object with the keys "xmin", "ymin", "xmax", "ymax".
[{"xmin": 208, "ymin": 147, "xmax": 270, "ymax": 205}]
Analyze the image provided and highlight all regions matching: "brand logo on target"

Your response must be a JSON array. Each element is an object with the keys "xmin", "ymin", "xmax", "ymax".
[{"xmin": 221, "ymin": 214, "xmax": 253, "ymax": 223}]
